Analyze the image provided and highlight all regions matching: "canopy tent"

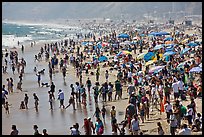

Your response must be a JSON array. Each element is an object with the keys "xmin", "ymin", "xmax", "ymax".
[{"xmin": 189, "ymin": 67, "xmax": 202, "ymax": 73}]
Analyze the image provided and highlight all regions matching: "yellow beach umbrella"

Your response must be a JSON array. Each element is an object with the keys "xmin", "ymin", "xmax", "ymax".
[
  {"xmin": 145, "ymin": 60, "xmax": 156, "ymax": 66},
  {"xmin": 137, "ymin": 52, "xmax": 148, "ymax": 59}
]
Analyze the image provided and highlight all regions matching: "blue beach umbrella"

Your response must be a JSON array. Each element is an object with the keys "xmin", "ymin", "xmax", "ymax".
[
  {"xmin": 158, "ymin": 31, "xmax": 170, "ymax": 35},
  {"xmin": 98, "ymin": 56, "xmax": 108, "ymax": 62},
  {"xmin": 153, "ymin": 44, "xmax": 165, "ymax": 50},
  {"xmin": 189, "ymin": 67, "xmax": 202, "ymax": 73},
  {"xmin": 187, "ymin": 42, "xmax": 198, "ymax": 47},
  {"xmin": 164, "ymin": 37, "xmax": 173, "ymax": 41},
  {"xmin": 165, "ymin": 44, "xmax": 174, "ymax": 52},
  {"xmin": 117, "ymin": 33, "xmax": 130, "ymax": 38},
  {"xmin": 81, "ymin": 41, "xmax": 88, "ymax": 46},
  {"xmin": 144, "ymin": 52, "xmax": 155, "ymax": 61},
  {"xmin": 180, "ymin": 48, "xmax": 190, "ymax": 55},
  {"xmin": 163, "ymin": 51, "xmax": 176, "ymax": 56}
]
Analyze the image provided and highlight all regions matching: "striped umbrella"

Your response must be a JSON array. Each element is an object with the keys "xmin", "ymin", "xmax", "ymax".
[{"xmin": 149, "ymin": 65, "xmax": 165, "ymax": 74}]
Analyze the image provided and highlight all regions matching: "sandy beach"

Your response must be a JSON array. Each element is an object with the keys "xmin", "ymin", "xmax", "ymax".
[{"xmin": 2, "ymin": 23, "xmax": 202, "ymax": 135}]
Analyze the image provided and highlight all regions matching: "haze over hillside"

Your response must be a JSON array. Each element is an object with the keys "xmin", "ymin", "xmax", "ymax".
[{"xmin": 2, "ymin": 2, "xmax": 202, "ymax": 22}]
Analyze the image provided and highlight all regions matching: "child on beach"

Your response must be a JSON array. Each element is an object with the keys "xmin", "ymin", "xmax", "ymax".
[
  {"xmin": 4, "ymin": 101, "xmax": 11, "ymax": 114},
  {"xmin": 20, "ymin": 101, "xmax": 26, "ymax": 109},
  {"xmin": 24, "ymin": 93, "xmax": 29, "ymax": 109}
]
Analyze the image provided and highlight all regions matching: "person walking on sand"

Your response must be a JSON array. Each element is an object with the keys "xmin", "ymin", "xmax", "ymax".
[
  {"xmin": 157, "ymin": 122, "xmax": 164, "ymax": 135},
  {"xmin": 58, "ymin": 89, "xmax": 65, "ymax": 109},
  {"xmin": 86, "ymin": 77, "xmax": 92, "ymax": 94},
  {"xmin": 24, "ymin": 93, "xmax": 29, "ymax": 109},
  {"xmin": 33, "ymin": 93, "xmax": 39, "ymax": 111},
  {"xmin": 105, "ymin": 70, "xmax": 109, "ymax": 82},
  {"xmin": 96, "ymin": 69, "xmax": 100, "ymax": 81},
  {"xmin": 62, "ymin": 66, "xmax": 66, "ymax": 81},
  {"xmin": 101, "ymin": 105, "xmax": 106, "ymax": 122},
  {"xmin": 130, "ymin": 114, "xmax": 140, "ymax": 135},
  {"xmin": 65, "ymin": 96, "xmax": 76, "ymax": 110}
]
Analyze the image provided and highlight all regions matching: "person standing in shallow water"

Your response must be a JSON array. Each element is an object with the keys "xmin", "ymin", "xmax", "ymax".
[
  {"xmin": 10, "ymin": 125, "xmax": 19, "ymax": 135},
  {"xmin": 33, "ymin": 93, "xmax": 39, "ymax": 111},
  {"xmin": 24, "ymin": 93, "xmax": 29, "ymax": 109}
]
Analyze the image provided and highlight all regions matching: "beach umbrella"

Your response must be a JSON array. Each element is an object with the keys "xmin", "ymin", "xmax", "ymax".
[
  {"xmin": 81, "ymin": 41, "xmax": 88, "ymax": 46},
  {"xmin": 96, "ymin": 44, "xmax": 102, "ymax": 49},
  {"xmin": 137, "ymin": 51, "xmax": 148, "ymax": 59},
  {"xmin": 189, "ymin": 67, "xmax": 202, "ymax": 73},
  {"xmin": 148, "ymin": 32, "xmax": 160, "ymax": 36},
  {"xmin": 144, "ymin": 52, "xmax": 155, "ymax": 61},
  {"xmin": 153, "ymin": 44, "xmax": 165, "ymax": 50},
  {"xmin": 117, "ymin": 50, "xmax": 131, "ymax": 56},
  {"xmin": 117, "ymin": 33, "xmax": 130, "ymax": 38},
  {"xmin": 187, "ymin": 42, "xmax": 198, "ymax": 47},
  {"xmin": 158, "ymin": 31, "xmax": 170, "ymax": 35},
  {"xmin": 195, "ymin": 39, "xmax": 202, "ymax": 44},
  {"xmin": 98, "ymin": 56, "xmax": 108, "ymax": 62},
  {"xmin": 180, "ymin": 48, "xmax": 190, "ymax": 55},
  {"xmin": 149, "ymin": 65, "xmax": 165, "ymax": 74},
  {"xmin": 164, "ymin": 37, "xmax": 173, "ymax": 41},
  {"xmin": 139, "ymin": 34, "xmax": 145, "ymax": 37},
  {"xmin": 177, "ymin": 59, "xmax": 193, "ymax": 69},
  {"xmin": 163, "ymin": 51, "xmax": 176, "ymax": 56},
  {"xmin": 182, "ymin": 39, "xmax": 189, "ymax": 44},
  {"xmin": 145, "ymin": 60, "xmax": 156, "ymax": 66},
  {"xmin": 132, "ymin": 37, "xmax": 138, "ymax": 40},
  {"xmin": 165, "ymin": 44, "xmax": 174, "ymax": 52}
]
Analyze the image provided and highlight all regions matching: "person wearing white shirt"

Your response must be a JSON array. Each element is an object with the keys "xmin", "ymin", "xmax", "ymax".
[
  {"xmin": 169, "ymin": 109, "xmax": 177, "ymax": 135},
  {"xmin": 127, "ymin": 70, "xmax": 132, "ymax": 83},
  {"xmin": 58, "ymin": 89, "xmax": 65, "ymax": 109},
  {"xmin": 178, "ymin": 124, "xmax": 191, "ymax": 135},
  {"xmin": 172, "ymin": 79, "xmax": 179, "ymax": 100},
  {"xmin": 177, "ymin": 78, "xmax": 184, "ymax": 100},
  {"xmin": 187, "ymin": 105, "xmax": 193, "ymax": 126},
  {"xmin": 164, "ymin": 101, "xmax": 172, "ymax": 123}
]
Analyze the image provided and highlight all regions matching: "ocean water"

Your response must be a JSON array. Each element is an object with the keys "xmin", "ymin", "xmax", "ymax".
[{"xmin": 2, "ymin": 21, "xmax": 83, "ymax": 48}]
